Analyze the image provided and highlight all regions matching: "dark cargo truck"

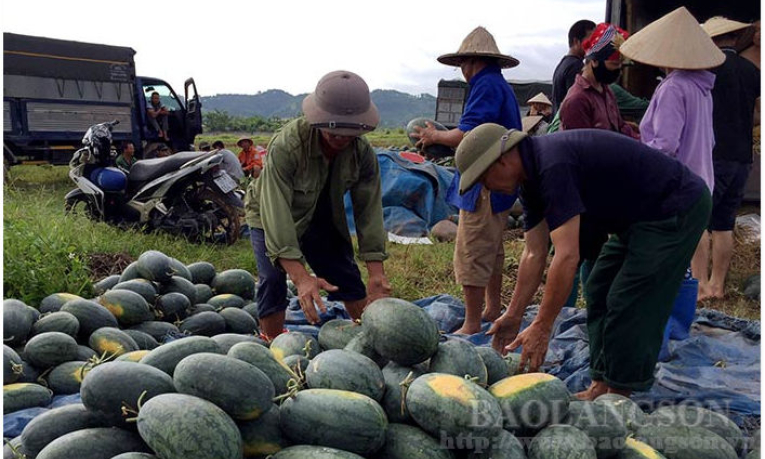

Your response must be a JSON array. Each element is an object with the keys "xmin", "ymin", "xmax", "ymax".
[{"xmin": 3, "ymin": 32, "xmax": 203, "ymax": 165}]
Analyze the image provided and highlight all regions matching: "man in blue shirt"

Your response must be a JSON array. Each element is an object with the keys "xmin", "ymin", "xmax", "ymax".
[{"xmin": 411, "ymin": 27, "xmax": 522, "ymax": 334}]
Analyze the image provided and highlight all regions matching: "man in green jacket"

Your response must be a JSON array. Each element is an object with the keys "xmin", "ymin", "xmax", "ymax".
[{"xmin": 245, "ymin": 70, "xmax": 391, "ymax": 339}]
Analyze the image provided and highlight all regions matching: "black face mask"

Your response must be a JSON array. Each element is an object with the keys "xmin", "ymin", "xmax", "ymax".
[{"xmin": 593, "ymin": 61, "xmax": 621, "ymax": 85}]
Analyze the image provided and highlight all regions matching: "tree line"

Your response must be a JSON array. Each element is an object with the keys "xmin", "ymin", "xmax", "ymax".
[{"xmin": 203, "ymin": 110, "xmax": 288, "ymax": 133}]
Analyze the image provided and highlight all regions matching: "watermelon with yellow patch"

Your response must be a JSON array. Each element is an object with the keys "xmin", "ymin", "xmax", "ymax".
[
  {"xmin": 98, "ymin": 289, "xmax": 154, "ymax": 326},
  {"xmin": 405, "ymin": 372, "xmax": 503, "ymax": 440},
  {"xmin": 39, "ymin": 293, "xmax": 83, "ymax": 314},
  {"xmin": 173, "ymin": 352, "xmax": 275, "ymax": 421},
  {"xmin": 46, "ymin": 361, "xmax": 92, "ymax": 394},
  {"xmin": 238, "ymin": 404, "xmax": 289, "ymax": 458},
  {"xmin": 489, "ymin": 373, "xmax": 571, "ymax": 433},
  {"xmin": 88, "ymin": 327, "xmax": 139, "ymax": 357},
  {"xmin": 618, "ymin": 438, "xmax": 667, "ymax": 459},
  {"xmin": 3, "ymin": 382, "xmax": 53, "ymax": 414},
  {"xmin": 116, "ymin": 350, "xmax": 151, "ymax": 363},
  {"xmin": 270, "ymin": 332, "xmax": 319, "ymax": 361}
]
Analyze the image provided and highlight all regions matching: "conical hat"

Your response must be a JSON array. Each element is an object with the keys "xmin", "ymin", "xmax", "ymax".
[
  {"xmin": 527, "ymin": 92, "xmax": 552, "ymax": 106},
  {"xmin": 438, "ymin": 26, "xmax": 519, "ymax": 68},
  {"xmin": 521, "ymin": 115, "xmax": 544, "ymax": 133},
  {"xmin": 702, "ymin": 16, "xmax": 751, "ymax": 38},
  {"xmin": 620, "ymin": 7, "xmax": 725, "ymax": 70}
]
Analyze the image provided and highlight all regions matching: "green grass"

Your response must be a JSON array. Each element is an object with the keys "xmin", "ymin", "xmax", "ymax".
[{"xmin": 196, "ymin": 128, "xmax": 411, "ymax": 151}]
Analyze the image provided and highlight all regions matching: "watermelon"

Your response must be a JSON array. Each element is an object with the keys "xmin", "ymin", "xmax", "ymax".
[
  {"xmin": 475, "ymin": 346, "xmax": 511, "ymax": 385},
  {"xmin": 174, "ymin": 353, "xmax": 275, "ymax": 420},
  {"xmin": 406, "ymin": 117, "xmax": 454, "ymax": 157},
  {"xmin": 428, "ymin": 338, "xmax": 488, "ymax": 385},
  {"xmin": 279, "ymin": 388, "xmax": 387, "ymax": 454},
  {"xmin": 16, "ymin": 359, "xmax": 41, "ymax": 383},
  {"xmin": 118, "ymin": 261, "xmax": 142, "ymax": 282},
  {"xmin": 282, "ymin": 354, "xmax": 310, "ymax": 375},
  {"xmin": 344, "ymin": 330, "xmax": 389, "ymax": 367},
  {"xmin": 169, "ymin": 258, "xmax": 193, "ymax": 282},
  {"xmin": 186, "ymin": 261, "xmax": 217, "ymax": 285},
  {"xmin": 648, "ymin": 405, "xmax": 744, "ymax": 453},
  {"xmin": 213, "ymin": 333, "xmax": 262, "ymax": 353},
  {"xmin": 212, "ymin": 269, "xmax": 257, "ymax": 299},
  {"xmin": 46, "ymin": 361, "xmax": 91, "ymax": 394},
  {"xmin": 594, "ymin": 393, "xmax": 648, "ymax": 434},
  {"xmin": 306, "ymin": 349, "xmax": 385, "ymax": 401},
  {"xmin": 219, "ymin": 307, "xmax": 259, "ymax": 334},
  {"xmin": 3, "ymin": 344, "xmax": 24, "ymax": 384},
  {"xmin": 88, "ymin": 327, "xmax": 140, "ymax": 357},
  {"xmin": 178, "ymin": 311, "xmax": 225, "ymax": 336},
  {"xmin": 98, "ymin": 289, "xmax": 153, "ymax": 326},
  {"xmin": 361, "ymin": 298, "xmax": 440, "ymax": 366},
  {"xmin": 159, "ymin": 276, "xmax": 197, "ymax": 305},
  {"xmin": 504, "ymin": 353, "xmax": 523, "ymax": 376},
  {"xmin": 529, "ymin": 424, "xmax": 597, "ymax": 459},
  {"xmin": 129, "ymin": 321, "xmax": 180, "ymax": 342},
  {"xmin": 563, "ymin": 400, "xmax": 627, "ymax": 458},
  {"xmin": 375, "ymin": 423, "xmax": 456, "ymax": 459},
  {"xmin": 3, "ymin": 437, "xmax": 27, "ymax": 459},
  {"xmin": 140, "ymin": 335, "xmax": 222, "ymax": 376},
  {"xmin": 270, "ymin": 332, "xmax": 320, "ymax": 361},
  {"xmin": 188, "ymin": 303, "xmax": 217, "ymax": 315},
  {"xmin": 116, "ymin": 350, "xmax": 151, "ymax": 362},
  {"xmin": 194, "ymin": 284, "xmax": 214, "ymax": 304},
  {"xmin": 137, "ymin": 393, "xmax": 243, "ymax": 459},
  {"xmin": 465, "ymin": 429, "xmax": 526, "ymax": 459},
  {"xmin": 35, "ymin": 427, "xmax": 151, "ymax": 459},
  {"xmin": 60, "ymin": 299, "xmax": 118, "ymax": 340},
  {"xmin": 30, "ymin": 311, "xmax": 80, "ymax": 338},
  {"xmin": 208, "ymin": 294, "xmax": 246, "ymax": 310},
  {"xmin": 618, "ymin": 438, "xmax": 668, "ymax": 459},
  {"xmin": 4, "ymin": 299, "xmax": 36, "ymax": 346},
  {"xmin": 243, "ymin": 302, "xmax": 260, "ymax": 319},
  {"xmin": 318, "ymin": 319, "xmax": 363, "ymax": 350},
  {"xmin": 228, "ymin": 342, "xmax": 295, "ymax": 396},
  {"xmin": 19, "ymin": 403, "xmax": 103, "ymax": 458},
  {"xmin": 123, "ymin": 329, "xmax": 160, "ymax": 350},
  {"xmin": 381, "ymin": 361, "xmax": 425, "ymax": 423},
  {"xmin": 136, "ymin": 250, "xmax": 174, "ymax": 283},
  {"xmin": 489, "ymin": 373, "xmax": 571, "ymax": 433},
  {"xmin": 406, "ymin": 373, "xmax": 502, "ymax": 440},
  {"xmin": 113, "ymin": 279, "xmax": 158, "ymax": 304},
  {"xmin": 155, "ymin": 292, "xmax": 191, "ymax": 322},
  {"xmin": 24, "ymin": 332, "xmax": 78, "ymax": 368},
  {"xmin": 80, "ymin": 361, "xmax": 176, "ymax": 426},
  {"xmin": 93, "ymin": 274, "xmax": 121, "ymax": 295},
  {"xmin": 75, "ymin": 345, "xmax": 98, "ymax": 361},
  {"xmin": 272, "ymin": 446, "xmax": 364, "ymax": 459},
  {"xmin": 3, "ymin": 383, "xmax": 53, "ymax": 414},
  {"xmin": 39, "ymin": 293, "xmax": 83, "ymax": 314},
  {"xmin": 238, "ymin": 404, "xmax": 289, "ymax": 458},
  {"xmin": 112, "ymin": 454, "xmax": 158, "ymax": 459},
  {"xmin": 636, "ymin": 424, "xmax": 737, "ymax": 459}
]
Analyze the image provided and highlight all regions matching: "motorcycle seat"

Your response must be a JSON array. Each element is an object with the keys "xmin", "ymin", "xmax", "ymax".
[{"xmin": 128, "ymin": 151, "xmax": 209, "ymax": 183}]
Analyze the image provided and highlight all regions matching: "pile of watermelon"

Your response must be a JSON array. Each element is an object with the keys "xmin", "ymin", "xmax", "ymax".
[{"xmin": 2, "ymin": 250, "xmax": 759, "ymax": 459}]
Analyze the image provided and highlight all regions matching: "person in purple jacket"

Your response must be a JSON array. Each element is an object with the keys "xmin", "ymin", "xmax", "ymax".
[
  {"xmin": 620, "ymin": 7, "xmax": 725, "ymax": 297},
  {"xmin": 411, "ymin": 27, "xmax": 522, "ymax": 334}
]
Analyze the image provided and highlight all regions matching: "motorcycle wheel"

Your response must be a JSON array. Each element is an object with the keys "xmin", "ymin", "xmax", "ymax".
[
  {"xmin": 64, "ymin": 195, "xmax": 100, "ymax": 220},
  {"xmin": 194, "ymin": 187, "xmax": 242, "ymax": 245}
]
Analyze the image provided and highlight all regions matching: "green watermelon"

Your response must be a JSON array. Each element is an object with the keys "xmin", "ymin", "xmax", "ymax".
[
  {"xmin": 123, "ymin": 329, "xmax": 160, "ymax": 350},
  {"xmin": 465, "ymin": 429, "xmax": 526, "ymax": 459},
  {"xmin": 60, "ymin": 299, "xmax": 119, "ymax": 340},
  {"xmin": 30, "ymin": 311, "xmax": 80, "ymax": 338},
  {"xmin": 113, "ymin": 279, "xmax": 158, "ymax": 304},
  {"xmin": 24, "ymin": 332, "xmax": 79, "ymax": 368},
  {"xmin": 93, "ymin": 274, "xmax": 121, "ymax": 295},
  {"xmin": 238, "ymin": 404, "xmax": 289, "ymax": 458},
  {"xmin": 116, "ymin": 350, "xmax": 151, "ymax": 363},
  {"xmin": 375, "ymin": 423, "xmax": 456, "ymax": 459},
  {"xmin": 208, "ymin": 293, "xmax": 246, "ymax": 310},
  {"xmin": 155, "ymin": 292, "xmax": 191, "ymax": 322},
  {"xmin": 529, "ymin": 424, "xmax": 597, "ymax": 459},
  {"xmin": 212, "ymin": 269, "xmax": 257, "ymax": 299},
  {"xmin": 178, "ymin": 310, "xmax": 226, "ymax": 336},
  {"xmin": 648, "ymin": 405, "xmax": 744, "ymax": 453},
  {"xmin": 406, "ymin": 373, "xmax": 503, "ymax": 440},
  {"xmin": 563, "ymin": 400, "xmax": 627, "ymax": 458},
  {"xmin": 118, "ymin": 261, "xmax": 142, "ymax": 283},
  {"xmin": 112, "ymin": 454, "xmax": 158, "ymax": 459},
  {"xmin": 4, "ymin": 299, "xmax": 36, "ymax": 346},
  {"xmin": 39, "ymin": 293, "xmax": 83, "ymax": 314},
  {"xmin": 99, "ymin": 289, "xmax": 153, "ymax": 326},
  {"xmin": 594, "ymin": 393, "xmax": 648, "ymax": 434},
  {"xmin": 46, "ymin": 361, "xmax": 91, "ymax": 394},
  {"xmin": 381, "ymin": 361, "xmax": 425, "ymax": 423},
  {"xmin": 228, "ymin": 342, "xmax": 295, "ymax": 396},
  {"xmin": 188, "ymin": 303, "xmax": 217, "ymax": 315},
  {"xmin": 272, "ymin": 446, "xmax": 364, "ymax": 459},
  {"xmin": 80, "ymin": 361, "xmax": 176, "ymax": 426},
  {"xmin": 306, "ymin": 349, "xmax": 385, "ymax": 401},
  {"xmin": 405, "ymin": 117, "xmax": 455, "ymax": 157},
  {"xmin": 318, "ymin": 319, "xmax": 363, "ymax": 350},
  {"xmin": 136, "ymin": 250, "xmax": 174, "ymax": 283},
  {"xmin": 219, "ymin": 307, "xmax": 259, "ymax": 334},
  {"xmin": 270, "ymin": 332, "xmax": 320, "ymax": 361},
  {"xmin": 242, "ymin": 302, "xmax": 259, "ymax": 319},
  {"xmin": 475, "ymin": 346, "xmax": 511, "ymax": 385},
  {"xmin": 428, "ymin": 338, "xmax": 488, "ymax": 385},
  {"xmin": 3, "ymin": 437, "xmax": 27, "ymax": 459},
  {"xmin": 169, "ymin": 258, "xmax": 193, "ymax": 282},
  {"xmin": 194, "ymin": 284, "xmax": 214, "ymax": 304},
  {"xmin": 88, "ymin": 327, "xmax": 139, "ymax": 357},
  {"xmin": 636, "ymin": 424, "xmax": 737, "ymax": 459},
  {"xmin": 361, "ymin": 298, "xmax": 440, "ymax": 366},
  {"xmin": 75, "ymin": 345, "xmax": 98, "ymax": 361},
  {"xmin": 489, "ymin": 373, "xmax": 571, "ymax": 433},
  {"xmin": 212, "ymin": 333, "xmax": 262, "ymax": 353},
  {"xmin": 187, "ymin": 261, "xmax": 217, "ymax": 285},
  {"xmin": 282, "ymin": 354, "xmax": 310, "ymax": 375},
  {"xmin": 129, "ymin": 321, "xmax": 180, "ymax": 341},
  {"xmin": 344, "ymin": 330, "xmax": 389, "ymax": 367},
  {"xmin": 36, "ymin": 427, "xmax": 151, "ymax": 459},
  {"xmin": 159, "ymin": 276, "xmax": 197, "ymax": 305},
  {"xmin": 140, "ymin": 335, "xmax": 223, "ymax": 376},
  {"xmin": 174, "ymin": 353, "xmax": 275, "ymax": 420},
  {"xmin": 3, "ymin": 383, "xmax": 52, "ymax": 414},
  {"xmin": 3, "ymin": 344, "xmax": 24, "ymax": 384},
  {"xmin": 504, "ymin": 353, "xmax": 523, "ymax": 376},
  {"xmin": 137, "ymin": 393, "xmax": 243, "ymax": 459},
  {"xmin": 279, "ymin": 388, "xmax": 387, "ymax": 455},
  {"xmin": 19, "ymin": 403, "xmax": 103, "ymax": 458},
  {"xmin": 618, "ymin": 438, "xmax": 668, "ymax": 459}
]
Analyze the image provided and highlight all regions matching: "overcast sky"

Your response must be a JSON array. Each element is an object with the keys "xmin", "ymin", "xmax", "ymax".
[{"xmin": 3, "ymin": 0, "xmax": 605, "ymax": 97}]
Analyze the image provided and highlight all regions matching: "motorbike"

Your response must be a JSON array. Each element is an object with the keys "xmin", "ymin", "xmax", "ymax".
[{"xmin": 65, "ymin": 120, "xmax": 243, "ymax": 244}]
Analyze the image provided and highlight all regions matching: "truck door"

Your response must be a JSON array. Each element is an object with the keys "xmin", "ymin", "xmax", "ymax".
[{"xmin": 184, "ymin": 78, "xmax": 203, "ymax": 141}]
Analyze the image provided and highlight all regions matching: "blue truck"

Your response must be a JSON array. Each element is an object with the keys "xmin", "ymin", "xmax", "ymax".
[{"xmin": 3, "ymin": 32, "xmax": 203, "ymax": 165}]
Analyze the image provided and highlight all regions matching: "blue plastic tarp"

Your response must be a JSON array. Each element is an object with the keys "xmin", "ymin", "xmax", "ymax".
[{"xmin": 346, "ymin": 149, "xmax": 458, "ymax": 237}]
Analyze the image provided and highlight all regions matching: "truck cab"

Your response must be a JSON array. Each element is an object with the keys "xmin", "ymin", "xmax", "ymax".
[{"xmin": 135, "ymin": 77, "xmax": 203, "ymax": 155}]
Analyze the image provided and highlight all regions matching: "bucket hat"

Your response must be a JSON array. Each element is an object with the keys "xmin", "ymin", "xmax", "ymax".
[
  {"xmin": 302, "ymin": 70, "xmax": 379, "ymax": 137},
  {"xmin": 456, "ymin": 123, "xmax": 527, "ymax": 194},
  {"xmin": 620, "ymin": 7, "xmax": 725, "ymax": 70},
  {"xmin": 702, "ymin": 16, "xmax": 751, "ymax": 38},
  {"xmin": 236, "ymin": 137, "xmax": 253, "ymax": 148},
  {"xmin": 437, "ymin": 27, "xmax": 519, "ymax": 68},
  {"xmin": 526, "ymin": 92, "xmax": 552, "ymax": 106}
]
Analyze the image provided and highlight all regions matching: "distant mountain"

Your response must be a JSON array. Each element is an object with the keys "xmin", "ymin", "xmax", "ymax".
[{"xmin": 201, "ymin": 89, "xmax": 436, "ymax": 128}]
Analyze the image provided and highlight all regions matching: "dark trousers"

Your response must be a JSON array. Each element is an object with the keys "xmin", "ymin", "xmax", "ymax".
[{"xmin": 585, "ymin": 191, "xmax": 712, "ymax": 391}]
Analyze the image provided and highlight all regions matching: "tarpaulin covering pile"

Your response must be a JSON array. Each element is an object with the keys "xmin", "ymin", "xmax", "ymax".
[{"xmin": 345, "ymin": 149, "xmax": 458, "ymax": 237}]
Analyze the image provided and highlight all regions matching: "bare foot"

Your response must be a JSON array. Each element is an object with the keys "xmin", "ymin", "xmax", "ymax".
[
  {"xmin": 708, "ymin": 284, "xmax": 725, "ymax": 300},
  {"xmin": 482, "ymin": 308, "xmax": 502, "ymax": 323},
  {"xmin": 453, "ymin": 325, "xmax": 482, "ymax": 336},
  {"xmin": 575, "ymin": 380, "xmax": 608, "ymax": 401},
  {"xmin": 697, "ymin": 284, "xmax": 713, "ymax": 302}
]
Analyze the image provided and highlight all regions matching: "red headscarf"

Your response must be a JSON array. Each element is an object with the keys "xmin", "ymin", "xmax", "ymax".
[{"xmin": 583, "ymin": 23, "xmax": 630, "ymax": 62}]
